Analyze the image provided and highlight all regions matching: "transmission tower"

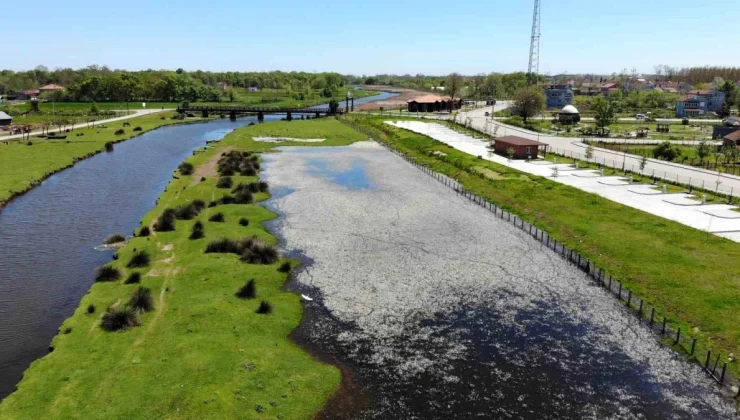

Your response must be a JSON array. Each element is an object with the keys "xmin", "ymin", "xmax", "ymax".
[{"xmin": 527, "ymin": 0, "xmax": 542, "ymax": 83}]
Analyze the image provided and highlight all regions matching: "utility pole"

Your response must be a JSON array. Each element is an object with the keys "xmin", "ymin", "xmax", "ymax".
[{"xmin": 527, "ymin": 0, "xmax": 542, "ymax": 85}]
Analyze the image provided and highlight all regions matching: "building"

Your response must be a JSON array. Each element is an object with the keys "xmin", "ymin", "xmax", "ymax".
[
  {"xmin": 0, "ymin": 111, "xmax": 12, "ymax": 126},
  {"xmin": 39, "ymin": 84, "xmax": 65, "ymax": 95},
  {"xmin": 407, "ymin": 95, "xmax": 462, "ymax": 113},
  {"xmin": 558, "ymin": 105, "xmax": 581, "ymax": 125},
  {"xmin": 724, "ymin": 130, "xmax": 740, "ymax": 146},
  {"xmin": 676, "ymin": 90, "xmax": 726, "ymax": 117},
  {"xmin": 545, "ymin": 85, "xmax": 573, "ymax": 108},
  {"xmin": 600, "ymin": 82, "xmax": 619, "ymax": 94},
  {"xmin": 8, "ymin": 89, "xmax": 40, "ymax": 100},
  {"xmin": 494, "ymin": 136, "xmax": 548, "ymax": 159},
  {"xmin": 713, "ymin": 116, "xmax": 740, "ymax": 139}
]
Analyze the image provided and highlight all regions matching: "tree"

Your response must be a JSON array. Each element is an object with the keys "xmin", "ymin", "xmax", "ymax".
[
  {"xmin": 652, "ymin": 141, "xmax": 681, "ymax": 162},
  {"xmin": 696, "ymin": 141, "xmax": 711, "ymax": 165},
  {"xmin": 585, "ymin": 144, "xmax": 594, "ymax": 161},
  {"xmin": 328, "ymin": 99, "xmax": 339, "ymax": 115},
  {"xmin": 506, "ymin": 147, "xmax": 516, "ymax": 161},
  {"xmin": 639, "ymin": 154, "xmax": 648, "ymax": 172},
  {"xmin": 512, "ymin": 86, "xmax": 545, "ymax": 123},
  {"xmin": 592, "ymin": 95, "xmax": 620, "ymax": 133},
  {"xmin": 446, "ymin": 73, "xmax": 463, "ymax": 101}
]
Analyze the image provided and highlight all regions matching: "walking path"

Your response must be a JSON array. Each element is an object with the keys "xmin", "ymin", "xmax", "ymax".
[
  {"xmin": 0, "ymin": 109, "xmax": 168, "ymax": 141},
  {"xmin": 386, "ymin": 120, "xmax": 740, "ymax": 242},
  {"xmin": 453, "ymin": 107, "xmax": 740, "ymax": 197}
]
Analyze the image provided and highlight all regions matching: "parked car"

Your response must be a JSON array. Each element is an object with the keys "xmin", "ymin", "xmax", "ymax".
[{"xmin": 635, "ymin": 114, "xmax": 646, "ymax": 120}]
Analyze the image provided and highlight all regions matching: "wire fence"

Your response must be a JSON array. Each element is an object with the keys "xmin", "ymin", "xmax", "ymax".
[{"xmin": 340, "ymin": 118, "xmax": 739, "ymax": 397}]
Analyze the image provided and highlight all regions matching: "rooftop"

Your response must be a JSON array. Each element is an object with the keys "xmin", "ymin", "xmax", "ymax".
[
  {"xmin": 724, "ymin": 130, "xmax": 740, "ymax": 142},
  {"xmin": 40, "ymin": 84, "xmax": 64, "ymax": 90},
  {"xmin": 408, "ymin": 94, "xmax": 452, "ymax": 103},
  {"xmin": 495, "ymin": 136, "xmax": 548, "ymax": 147},
  {"xmin": 0, "ymin": 111, "xmax": 11, "ymax": 120}
]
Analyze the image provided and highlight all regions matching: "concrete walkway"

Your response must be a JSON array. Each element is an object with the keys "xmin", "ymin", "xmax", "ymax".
[
  {"xmin": 386, "ymin": 120, "xmax": 740, "ymax": 242},
  {"xmin": 453, "ymin": 107, "xmax": 740, "ymax": 197},
  {"xmin": 0, "ymin": 109, "xmax": 169, "ymax": 141}
]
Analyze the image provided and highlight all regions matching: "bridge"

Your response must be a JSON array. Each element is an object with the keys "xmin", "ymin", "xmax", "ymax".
[{"xmin": 177, "ymin": 104, "xmax": 350, "ymax": 122}]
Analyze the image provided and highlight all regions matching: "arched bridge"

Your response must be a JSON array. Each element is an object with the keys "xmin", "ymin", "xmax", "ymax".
[{"xmin": 177, "ymin": 104, "xmax": 348, "ymax": 121}]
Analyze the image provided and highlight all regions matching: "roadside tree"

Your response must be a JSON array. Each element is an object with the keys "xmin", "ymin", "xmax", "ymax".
[
  {"xmin": 696, "ymin": 141, "xmax": 711, "ymax": 165},
  {"xmin": 513, "ymin": 87, "xmax": 545, "ymax": 123},
  {"xmin": 592, "ymin": 96, "xmax": 620, "ymax": 134}
]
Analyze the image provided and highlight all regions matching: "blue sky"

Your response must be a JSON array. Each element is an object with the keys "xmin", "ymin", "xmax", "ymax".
[{"xmin": 3, "ymin": 0, "xmax": 739, "ymax": 75}]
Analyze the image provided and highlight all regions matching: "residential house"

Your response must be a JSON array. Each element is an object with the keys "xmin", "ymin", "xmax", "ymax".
[
  {"xmin": 8, "ymin": 89, "xmax": 40, "ymax": 100},
  {"xmin": 494, "ymin": 136, "xmax": 548, "ymax": 159},
  {"xmin": 625, "ymin": 78, "xmax": 648, "ymax": 92},
  {"xmin": 713, "ymin": 116, "xmax": 740, "ymax": 139},
  {"xmin": 600, "ymin": 82, "xmax": 619, "ymax": 95},
  {"xmin": 545, "ymin": 85, "xmax": 574, "ymax": 108},
  {"xmin": 723, "ymin": 130, "xmax": 740, "ymax": 146},
  {"xmin": 39, "ymin": 84, "xmax": 65, "ymax": 95},
  {"xmin": 0, "ymin": 111, "xmax": 11, "ymax": 126},
  {"xmin": 407, "ymin": 95, "xmax": 462, "ymax": 113},
  {"xmin": 676, "ymin": 90, "xmax": 726, "ymax": 117}
]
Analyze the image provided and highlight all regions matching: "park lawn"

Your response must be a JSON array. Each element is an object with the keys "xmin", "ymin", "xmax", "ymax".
[
  {"xmin": 0, "ymin": 118, "xmax": 368, "ymax": 419},
  {"xmin": 0, "ymin": 111, "xmax": 204, "ymax": 206},
  {"xmin": 346, "ymin": 114, "xmax": 740, "ymax": 378}
]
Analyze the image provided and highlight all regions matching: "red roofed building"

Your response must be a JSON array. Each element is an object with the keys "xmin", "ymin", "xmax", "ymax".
[
  {"xmin": 494, "ymin": 136, "xmax": 548, "ymax": 159},
  {"xmin": 407, "ymin": 94, "xmax": 462, "ymax": 113},
  {"xmin": 39, "ymin": 84, "xmax": 65, "ymax": 95}
]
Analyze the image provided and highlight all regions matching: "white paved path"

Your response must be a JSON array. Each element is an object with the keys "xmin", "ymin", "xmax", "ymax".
[{"xmin": 386, "ymin": 120, "xmax": 740, "ymax": 242}]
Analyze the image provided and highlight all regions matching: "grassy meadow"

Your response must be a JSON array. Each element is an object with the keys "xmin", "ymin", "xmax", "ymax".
[
  {"xmin": 346, "ymin": 114, "xmax": 740, "ymax": 379},
  {"xmin": 0, "ymin": 111, "xmax": 205, "ymax": 207},
  {"xmin": 0, "ymin": 118, "xmax": 368, "ymax": 419}
]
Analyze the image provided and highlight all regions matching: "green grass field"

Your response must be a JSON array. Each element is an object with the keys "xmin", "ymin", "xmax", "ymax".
[
  {"xmin": 0, "ymin": 112, "xmax": 200, "ymax": 206},
  {"xmin": 0, "ymin": 118, "xmax": 368, "ymax": 419},
  {"xmin": 346, "ymin": 114, "xmax": 740, "ymax": 379}
]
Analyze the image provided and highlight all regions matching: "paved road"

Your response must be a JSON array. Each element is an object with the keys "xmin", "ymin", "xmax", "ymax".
[
  {"xmin": 455, "ymin": 107, "xmax": 740, "ymax": 196},
  {"xmin": 0, "ymin": 109, "xmax": 170, "ymax": 141}
]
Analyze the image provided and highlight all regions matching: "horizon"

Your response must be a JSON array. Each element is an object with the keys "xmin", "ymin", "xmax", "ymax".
[{"xmin": 2, "ymin": 0, "xmax": 739, "ymax": 75}]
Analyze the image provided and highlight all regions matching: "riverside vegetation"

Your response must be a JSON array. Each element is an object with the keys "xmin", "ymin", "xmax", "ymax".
[
  {"xmin": 0, "ymin": 118, "xmax": 367, "ymax": 419},
  {"xmin": 0, "ymin": 112, "xmax": 209, "ymax": 208},
  {"xmin": 344, "ymin": 114, "xmax": 740, "ymax": 382}
]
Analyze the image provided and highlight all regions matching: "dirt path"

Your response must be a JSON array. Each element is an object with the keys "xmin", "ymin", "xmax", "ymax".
[
  {"xmin": 191, "ymin": 147, "xmax": 233, "ymax": 186},
  {"xmin": 355, "ymin": 86, "xmax": 430, "ymax": 111}
]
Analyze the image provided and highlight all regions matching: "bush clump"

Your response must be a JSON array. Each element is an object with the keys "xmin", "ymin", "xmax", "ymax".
[
  {"xmin": 138, "ymin": 226, "xmax": 151, "ymax": 237},
  {"xmin": 114, "ymin": 129, "xmax": 125, "ymax": 135},
  {"xmin": 235, "ymin": 279, "xmax": 256, "ymax": 299},
  {"xmin": 104, "ymin": 141, "xmax": 114, "ymax": 152},
  {"xmin": 127, "ymin": 250, "xmax": 151, "ymax": 268},
  {"xmin": 95, "ymin": 265, "xmax": 121, "ymax": 282},
  {"xmin": 256, "ymin": 301, "xmax": 273, "ymax": 314},
  {"xmin": 101, "ymin": 307, "xmax": 140, "ymax": 331},
  {"xmin": 190, "ymin": 221, "xmax": 205, "ymax": 239},
  {"xmin": 174, "ymin": 200, "xmax": 206, "ymax": 220},
  {"xmin": 87, "ymin": 304, "xmax": 96, "ymax": 314},
  {"xmin": 125, "ymin": 272, "xmax": 142, "ymax": 284},
  {"xmin": 216, "ymin": 176, "xmax": 233, "ymax": 189},
  {"xmin": 278, "ymin": 262, "xmax": 291, "ymax": 273},
  {"xmin": 178, "ymin": 162, "xmax": 195, "ymax": 175},
  {"xmin": 209, "ymin": 212, "xmax": 225, "ymax": 223},
  {"xmin": 154, "ymin": 209, "xmax": 176, "ymax": 231},
  {"xmin": 231, "ymin": 184, "xmax": 254, "ymax": 204},
  {"xmin": 127, "ymin": 287, "xmax": 154, "ymax": 312},
  {"xmin": 239, "ymin": 218, "xmax": 249, "ymax": 226},
  {"xmin": 204, "ymin": 237, "xmax": 278, "ymax": 264},
  {"xmin": 104, "ymin": 233, "xmax": 126, "ymax": 244},
  {"xmin": 218, "ymin": 150, "xmax": 260, "ymax": 177},
  {"xmin": 133, "ymin": 126, "xmax": 142, "ymax": 132}
]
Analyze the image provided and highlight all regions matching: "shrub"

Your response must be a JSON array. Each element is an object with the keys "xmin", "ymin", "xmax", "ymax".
[
  {"xmin": 278, "ymin": 262, "xmax": 291, "ymax": 273},
  {"xmin": 231, "ymin": 184, "xmax": 254, "ymax": 204},
  {"xmin": 247, "ymin": 182, "xmax": 261, "ymax": 193},
  {"xmin": 241, "ymin": 166, "xmax": 257, "ymax": 176},
  {"xmin": 138, "ymin": 226, "xmax": 151, "ymax": 237},
  {"xmin": 114, "ymin": 129, "xmax": 125, "ymax": 135},
  {"xmin": 178, "ymin": 162, "xmax": 195, "ymax": 175},
  {"xmin": 96, "ymin": 265, "xmax": 121, "ymax": 282},
  {"xmin": 174, "ymin": 202, "xmax": 205, "ymax": 220},
  {"xmin": 154, "ymin": 209, "xmax": 176, "ymax": 231},
  {"xmin": 235, "ymin": 279, "xmax": 256, "ymax": 299},
  {"xmin": 127, "ymin": 287, "xmax": 154, "ymax": 312},
  {"xmin": 125, "ymin": 272, "xmax": 142, "ymax": 284},
  {"xmin": 104, "ymin": 233, "xmax": 126, "ymax": 244},
  {"xmin": 241, "ymin": 243, "xmax": 279, "ymax": 265},
  {"xmin": 205, "ymin": 237, "xmax": 256, "ymax": 254},
  {"xmin": 209, "ymin": 212, "xmax": 225, "ymax": 222},
  {"xmin": 208, "ymin": 201, "xmax": 218, "ymax": 208},
  {"xmin": 127, "ymin": 251, "xmax": 151, "ymax": 268},
  {"xmin": 216, "ymin": 176, "xmax": 233, "ymax": 189},
  {"xmin": 63, "ymin": 327, "xmax": 72, "ymax": 334},
  {"xmin": 257, "ymin": 181, "xmax": 269, "ymax": 193},
  {"xmin": 133, "ymin": 126, "xmax": 142, "ymax": 132},
  {"xmin": 256, "ymin": 301, "xmax": 272, "ymax": 314},
  {"xmin": 104, "ymin": 141, "xmax": 114, "ymax": 152},
  {"xmin": 101, "ymin": 307, "xmax": 140, "ymax": 331},
  {"xmin": 87, "ymin": 304, "xmax": 96, "ymax": 314},
  {"xmin": 239, "ymin": 218, "xmax": 249, "ymax": 226},
  {"xmin": 190, "ymin": 221, "xmax": 205, "ymax": 239}
]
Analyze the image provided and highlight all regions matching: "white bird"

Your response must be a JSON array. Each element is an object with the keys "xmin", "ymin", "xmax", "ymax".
[{"xmin": 301, "ymin": 294, "xmax": 313, "ymax": 301}]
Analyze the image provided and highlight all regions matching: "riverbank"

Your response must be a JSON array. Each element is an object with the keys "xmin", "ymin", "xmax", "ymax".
[
  {"xmin": 344, "ymin": 115, "xmax": 740, "ymax": 387},
  {"xmin": 0, "ymin": 119, "xmax": 368, "ymax": 418},
  {"xmin": 0, "ymin": 111, "xmax": 209, "ymax": 209}
]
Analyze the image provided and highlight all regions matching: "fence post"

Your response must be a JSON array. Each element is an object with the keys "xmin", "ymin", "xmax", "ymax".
[
  {"xmin": 626, "ymin": 290, "xmax": 632, "ymax": 307},
  {"xmin": 674, "ymin": 328, "xmax": 681, "ymax": 345},
  {"xmin": 608, "ymin": 276, "xmax": 612, "ymax": 291},
  {"xmin": 712, "ymin": 354, "xmax": 720, "ymax": 375},
  {"xmin": 662, "ymin": 317, "xmax": 667, "ymax": 334},
  {"xmin": 690, "ymin": 338, "xmax": 697, "ymax": 356},
  {"xmin": 638, "ymin": 299, "xmax": 643, "ymax": 317},
  {"xmin": 720, "ymin": 363, "xmax": 727, "ymax": 384},
  {"xmin": 705, "ymin": 350, "xmax": 711, "ymax": 370},
  {"xmin": 618, "ymin": 282, "xmax": 622, "ymax": 299}
]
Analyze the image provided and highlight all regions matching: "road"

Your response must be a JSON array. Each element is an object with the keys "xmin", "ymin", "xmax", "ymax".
[
  {"xmin": 455, "ymin": 107, "xmax": 740, "ymax": 196},
  {"xmin": 0, "ymin": 109, "xmax": 169, "ymax": 141}
]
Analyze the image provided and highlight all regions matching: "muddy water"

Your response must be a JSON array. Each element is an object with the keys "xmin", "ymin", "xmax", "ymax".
[{"xmin": 262, "ymin": 142, "xmax": 737, "ymax": 419}]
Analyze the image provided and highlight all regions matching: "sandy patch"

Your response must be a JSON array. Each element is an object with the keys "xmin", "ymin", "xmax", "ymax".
[
  {"xmin": 355, "ymin": 86, "xmax": 432, "ymax": 111},
  {"xmin": 191, "ymin": 147, "xmax": 234, "ymax": 185}
]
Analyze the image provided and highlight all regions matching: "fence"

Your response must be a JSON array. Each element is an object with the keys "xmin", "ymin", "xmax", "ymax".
[{"xmin": 340, "ymin": 117, "xmax": 739, "ymax": 397}]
